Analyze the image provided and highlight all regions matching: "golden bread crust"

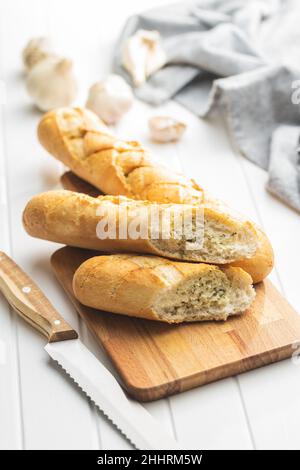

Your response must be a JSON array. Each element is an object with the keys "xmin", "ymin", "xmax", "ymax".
[
  {"xmin": 73, "ymin": 254, "xmax": 254, "ymax": 323},
  {"xmin": 38, "ymin": 108, "xmax": 204, "ymax": 204},
  {"xmin": 22, "ymin": 190, "xmax": 259, "ymax": 263}
]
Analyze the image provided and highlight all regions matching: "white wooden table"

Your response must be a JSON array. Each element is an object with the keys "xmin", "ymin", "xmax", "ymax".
[{"xmin": 1, "ymin": 0, "xmax": 300, "ymax": 450}]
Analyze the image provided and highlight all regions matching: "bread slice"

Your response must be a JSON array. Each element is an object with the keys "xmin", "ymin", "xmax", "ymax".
[
  {"xmin": 73, "ymin": 254, "xmax": 255, "ymax": 323},
  {"xmin": 23, "ymin": 190, "xmax": 258, "ymax": 264}
]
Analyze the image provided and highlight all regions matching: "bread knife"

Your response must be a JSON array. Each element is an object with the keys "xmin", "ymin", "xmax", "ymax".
[{"xmin": 0, "ymin": 251, "xmax": 180, "ymax": 450}]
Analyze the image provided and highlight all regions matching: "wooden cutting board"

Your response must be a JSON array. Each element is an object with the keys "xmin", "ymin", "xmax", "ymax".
[{"xmin": 51, "ymin": 246, "xmax": 300, "ymax": 402}]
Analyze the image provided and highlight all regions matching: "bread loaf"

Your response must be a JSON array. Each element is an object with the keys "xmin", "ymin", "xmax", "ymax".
[
  {"xmin": 38, "ymin": 107, "xmax": 204, "ymax": 204},
  {"xmin": 72, "ymin": 254, "xmax": 255, "ymax": 323},
  {"xmin": 38, "ymin": 107, "xmax": 274, "ymax": 282},
  {"xmin": 60, "ymin": 171, "xmax": 274, "ymax": 283},
  {"xmin": 23, "ymin": 190, "xmax": 258, "ymax": 264}
]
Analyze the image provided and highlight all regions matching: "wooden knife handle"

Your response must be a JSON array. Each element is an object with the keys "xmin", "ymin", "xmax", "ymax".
[{"xmin": 0, "ymin": 251, "xmax": 78, "ymax": 342}]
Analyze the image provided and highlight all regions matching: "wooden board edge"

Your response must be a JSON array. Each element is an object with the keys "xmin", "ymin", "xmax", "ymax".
[{"xmin": 123, "ymin": 343, "xmax": 295, "ymax": 401}]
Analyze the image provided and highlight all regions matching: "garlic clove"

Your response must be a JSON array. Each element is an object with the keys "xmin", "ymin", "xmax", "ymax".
[
  {"xmin": 122, "ymin": 29, "xmax": 166, "ymax": 87},
  {"xmin": 26, "ymin": 56, "xmax": 77, "ymax": 112},
  {"xmin": 122, "ymin": 37, "xmax": 147, "ymax": 87},
  {"xmin": 86, "ymin": 74, "xmax": 133, "ymax": 125},
  {"xmin": 141, "ymin": 30, "xmax": 166, "ymax": 78},
  {"xmin": 22, "ymin": 37, "xmax": 55, "ymax": 71},
  {"xmin": 148, "ymin": 116, "xmax": 187, "ymax": 143}
]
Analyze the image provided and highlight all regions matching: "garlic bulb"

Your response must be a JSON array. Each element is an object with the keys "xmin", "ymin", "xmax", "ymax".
[
  {"xmin": 22, "ymin": 37, "xmax": 55, "ymax": 71},
  {"xmin": 86, "ymin": 74, "xmax": 133, "ymax": 124},
  {"xmin": 26, "ymin": 56, "xmax": 77, "ymax": 111},
  {"xmin": 148, "ymin": 116, "xmax": 186, "ymax": 143},
  {"xmin": 122, "ymin": 30, "xmax": 166, "ymax": 87}
]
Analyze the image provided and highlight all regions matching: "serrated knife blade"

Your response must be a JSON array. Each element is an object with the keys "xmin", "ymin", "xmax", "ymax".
[
  {"xmin": 45, "ymin": 339, "xmax": 180, "ymax": 450},
  {"xmin": 0, "ymin": 251, "xmax": 180, "ymax": 450}
]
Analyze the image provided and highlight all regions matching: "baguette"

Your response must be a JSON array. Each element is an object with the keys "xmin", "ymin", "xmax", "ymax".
[
  {"xmin": 23, "ymin": 190, "xmax": 258, "ymax": 264},
  {"xmin": 60, "ymin": 171, "xmax": 274, "ymax": 283},
  {"xmin": 72, "ymin": 254, "xmax": 255, "ymax": 323},
  {"xmin": 38, "ymin": 107, "xmax": 274, "ymax": 282},
  {"xmin": 38, "ymin": 107, "xmax": 204, "ymax": 204}
]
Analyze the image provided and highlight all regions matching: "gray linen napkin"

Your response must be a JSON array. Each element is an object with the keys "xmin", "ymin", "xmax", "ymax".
[{"xmin": 114, "ymin": 0, "xmax": 300, "ymax": 213}]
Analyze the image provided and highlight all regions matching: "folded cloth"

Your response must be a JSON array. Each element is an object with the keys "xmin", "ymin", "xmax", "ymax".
[
  {"xmin": 114, "ymin": 0, "xmax": 300, "ymax": 213},
  {"xmin": 268, "ymin": 125, "xmax": 300, "ymax": 212}
]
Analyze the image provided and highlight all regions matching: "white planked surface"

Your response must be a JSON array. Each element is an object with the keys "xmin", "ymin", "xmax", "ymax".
[{"xmin": 0, "ymin": 0, "xmax": 300, "ymax": 450}]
